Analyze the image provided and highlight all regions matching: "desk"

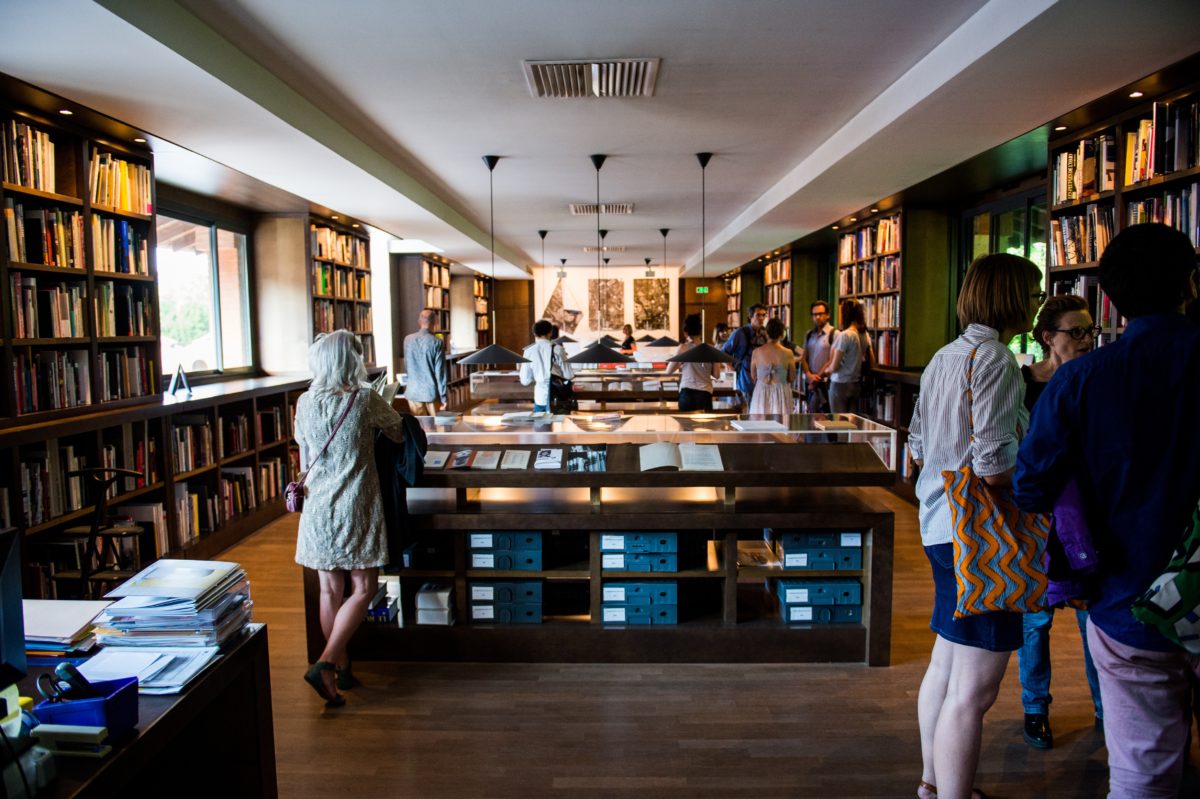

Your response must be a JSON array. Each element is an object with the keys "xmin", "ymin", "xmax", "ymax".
[{"xmin": 30, "ymin": 624, "xmax": 276, "ymax": 798}]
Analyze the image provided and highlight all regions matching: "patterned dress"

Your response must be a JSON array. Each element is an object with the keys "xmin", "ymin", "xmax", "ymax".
[{"xmin": 293, "ymin": 387, "xmax": 405, "ymax": 570}]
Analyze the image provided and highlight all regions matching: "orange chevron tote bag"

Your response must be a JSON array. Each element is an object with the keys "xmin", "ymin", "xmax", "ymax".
[{"xmin": 941, "ymin": 346, "xmax": 1051, "ymax": 618}]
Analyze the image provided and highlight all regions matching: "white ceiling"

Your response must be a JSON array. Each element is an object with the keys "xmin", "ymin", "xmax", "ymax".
[{"xmin": 1, "ymin": 0, "xmax": 1198, "ymax": 278}]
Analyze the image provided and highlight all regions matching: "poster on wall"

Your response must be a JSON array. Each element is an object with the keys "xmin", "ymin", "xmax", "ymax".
[
  {"xmin": 633, "ymin": 278, "xmax": 670, "ymax": 330},
  {"xmin": 588, "ymin": 278, "xmax": 624, "ymax": 330},
  {"xmin": 541, "ymin": 278, "xmax": 583, "ymax": 333}
]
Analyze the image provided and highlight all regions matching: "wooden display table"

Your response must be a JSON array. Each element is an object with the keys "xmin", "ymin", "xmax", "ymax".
[{"xmin": 304, "ymin": 435, "xmax": 897, "ymax": 667}]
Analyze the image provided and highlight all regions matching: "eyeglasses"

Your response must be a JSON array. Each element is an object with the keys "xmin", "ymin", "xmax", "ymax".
[
  {"xmin": 1032, "ymin": 291, "xmax": 1048, "ymax": 304},
  {"xmin": 811, "ymin": 311, "xmax": 829, "ymax": 316},
  {"xmin": 1052, "ymin": 325, "xmax": 1102, "ymax": 341}
]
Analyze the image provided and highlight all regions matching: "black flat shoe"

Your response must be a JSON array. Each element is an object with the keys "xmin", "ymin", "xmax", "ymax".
[
  {"xmin": 336, "ymin": 662, "xmax": 361, "ymax": 691},
  {"xmin": 1023, "ymin": 712, "xmax": 1053, "ymax": 749}
]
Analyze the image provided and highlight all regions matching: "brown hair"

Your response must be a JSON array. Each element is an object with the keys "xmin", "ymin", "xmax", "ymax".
[
  {"xmin": 765, "ymin": 318, "xmax": 786, "ymax": 340},
  {"xmin": 839, "ymin": 298, "xmax": 866, "ymax": 331},
  {"xmin": 956, "ymin": 253, "xmax": 1043, "ymax": 331},
  {"xmin": 1032, "ymin": 294, "xmax": 1089, "ymax": 356}
]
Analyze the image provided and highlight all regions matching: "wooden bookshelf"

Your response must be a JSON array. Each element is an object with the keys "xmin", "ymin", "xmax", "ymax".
[
  {"xmin": 473, "ymin": 274, "xmax": 492, "ymax": 348},
  {"xmin": 254, "ymin": 213, "xmax": 373, "ymax": 372},
  {"xmin": 724, "ymin": 273, "xmax": 741, "ymax": 329},
  {"xmin": 1047, "ymin": 75, "xmax": 1200, "ymax": 344},
  {"xmin": 388, "ymin": 253, "xmax": 454, "ymax": 376},
  {"xmin": 762, "ymin": 254, "xmax": 793, "ymax": 331},
  {"xmin": 835, "ymin": 209, "xmax": 949, "ymax": 369},
  {"xmin": 1, "ymin": 96, "xmax": 160, "ymax": 429}
]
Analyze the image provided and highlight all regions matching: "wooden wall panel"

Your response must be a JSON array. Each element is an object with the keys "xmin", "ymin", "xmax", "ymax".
[{"xmin": 495, "ymin": 279, "xmax": 534, "ymax": 352}]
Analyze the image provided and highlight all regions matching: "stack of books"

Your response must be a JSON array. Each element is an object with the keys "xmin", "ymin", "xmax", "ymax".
[
  {"xmin": 74, "ymin": 560, "xmax": 253, "ymax": 694},
  {"xmin": 22, "ymin": 598, "xmax": 111, "ymax": 658},
  {"xmin": 415, "ymin": 583, "xmax": 453, "ymax": 625}
]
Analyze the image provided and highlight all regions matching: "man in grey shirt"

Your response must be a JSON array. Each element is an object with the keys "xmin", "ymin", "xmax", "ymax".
[
  {"xmin": 799, "ymin": 300, "xmax": 835, "ymax": 412},
  {"xmin": 402, "ymin": 309, "xmax": 447, "ymax": 415}
]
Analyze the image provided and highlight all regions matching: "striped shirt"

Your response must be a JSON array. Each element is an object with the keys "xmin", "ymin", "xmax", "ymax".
[{"xmin": 907, "ymin": 324, "xmax": 1028, "ymax": 546}]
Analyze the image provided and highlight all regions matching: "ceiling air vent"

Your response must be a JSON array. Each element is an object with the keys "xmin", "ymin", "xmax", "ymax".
[
  {"xmin": 524, "ymin": 59, "xmax": 660, "ymax": 98},
  {"xmin": 569, "ymin": 202, "xmax": 634, "ymax": 216},
  {"xmin": 583, "ymin": 245, "xmax": 626, "ymax": 253}
]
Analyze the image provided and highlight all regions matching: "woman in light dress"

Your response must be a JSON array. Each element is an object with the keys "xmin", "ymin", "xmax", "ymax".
[
  {"xmin": 293, "ymin": 330, "xmax": 405, "ymax": 707},
  {"xmin": 748, "ymin": 318, "xmax": 795, "ymax": 417}
]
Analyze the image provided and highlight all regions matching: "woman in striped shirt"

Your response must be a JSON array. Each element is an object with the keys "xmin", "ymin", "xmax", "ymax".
[{"xmin": 907, "ymin": 253, "xmax": 1044, "ymax": 799}]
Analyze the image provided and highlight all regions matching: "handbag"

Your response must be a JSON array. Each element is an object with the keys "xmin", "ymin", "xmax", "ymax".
[
  {"xmin": 285, "ymin": 389, "xmax": 358, "ymax": 513},
  {"xmin": 1130, "ymin": 500, "xmax": 1200, "ymax": 653},
  {"xmin": 941, "ymin": 345, "xmax": 1051, "ymax": 618}
]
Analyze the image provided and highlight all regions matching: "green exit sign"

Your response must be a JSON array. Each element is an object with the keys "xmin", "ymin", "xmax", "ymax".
[{"xmin": 694, "ymin": 286, "xmax": 709, "ymax": 294}]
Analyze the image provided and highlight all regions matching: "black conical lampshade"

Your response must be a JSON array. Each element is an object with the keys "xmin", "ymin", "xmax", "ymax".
[
  {"xmin": 460, "ymin": 343, "xmax": 529, "ymax": 366},
  {"xmin": 636, "ymin": 335, "xmax": 655, "ymax": 343},
  {"xmin": 553, "ymin": 335, "xmax": 576, "ymax": 344},
  {"xmin": 568, "ymin": 342, "xmax": 635, "ymax": 365},
  {"xmin": 648, "ymin": 336, "xmax": 680, "ymax": 347},
  {"xmin": 666, "ymin": 342, "xmax": 735, "ymax": 364},
  {"xmin": 599, "ymin": 334, "xmax": 621, "ymax": 347}
]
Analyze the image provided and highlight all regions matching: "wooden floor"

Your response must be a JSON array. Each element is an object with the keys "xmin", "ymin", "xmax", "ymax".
[{"xmin": 221, "ymin": 488, "xmax": 1199, "ymax": 798}]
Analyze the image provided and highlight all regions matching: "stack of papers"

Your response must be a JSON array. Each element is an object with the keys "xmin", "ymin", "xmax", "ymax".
[
  {"xmin": 77, "ymin": 643, "xmax": 223, "ymax": 695},
  {"xmin": 730, "ymin": 419, "xmax": 788, "ymax": 432},
  {"xmin": 94, "ymin": 560, "xmax": 252, "ymax": 649},
  {"xmin": 23, "ymin": 599, "xmax": 110, "ymax": 656}
]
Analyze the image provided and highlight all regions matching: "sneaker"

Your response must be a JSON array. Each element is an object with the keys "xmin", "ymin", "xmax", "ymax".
[{"xmin": 1023, "ymin": 713, "xmax": 1054, "ymax": 749}]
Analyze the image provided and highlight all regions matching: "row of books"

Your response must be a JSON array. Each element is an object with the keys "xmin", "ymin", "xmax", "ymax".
[
  {"xmin": 4, "ymin": 200, "xmax": 84, "ymax": 267},
  {"xmin": 872, "ymin": 330, "xmax": 900, "ymax": 368},
  {"xmin": 476, "ymin": 314, "xmax": 490, "ymax": 331},
  {"xmin": 726, "ymin": 294, "xmax": 739, "ymax": 311},
  {"xmin": 312, "ymin": 298, "xmax": 357, "ymax": 334},
  {"xmin": 356, "ymin": 305, "xmax": 373, "ymax": 332},
  {"xmin": 474, "ymin": 296, "xmax": 488, "ymax": 315},
  {"xmin": 764, "ymin": 257, "xmax": 791, "ymax": 284},
  {"xmin": 174, "ymin": 480, "xmax": 217, "ymax": 546},
  {"xmin": 311, "ymin": 225, "xmax": 365, "ymax": 265},
  {"xmin": 2, "ymin": 120, "xmax": 56, "ymax": 192},
  {"xmin": 877, "ymin": 255, "xmax": 901, "ymax": 291},
  {"xmin": 838, "ymin": 215, "xmax": 901, "ymax": 264},
  {"xmin": 1125, "ymin": 182, "xmax": 1200, "ymax": 247},
  {"xmin": 94, "ymin": 281, "xmax": 154, "ymax": 337},
  {"xmin": 100, "ymin": 435, "xmax": 156, "ymax": 498},
  {"xmin": 1052, "ymin": 133, "xmax": 1117, "ymax": 205},
  {"xmin": 311, "ymin": 262, "xmax": 367, "ymax": 298},
  {"xmin": 9, "ymin": 274, "xmax": 87, "ymax": 338},
  {"xmin": 19, "ymin": 443, "xmax": 92, "ymax": 525},
  {"xmin": 98, "ymin": 346, "xmax": 156, "ymax": 401},
  {"xmin": 219, "ymin": 466, "xmax": 259, "ymax": 519},
  {"xmin": 765, "ymin": 281, "xmax": 790, "ymax": 306},
  {"xmin": 90, "ymin": 149, "xmax": 152, "ymax": 215},
  {"xmin": 1125, "ymin": 100, "xmax": 1199, "ymax": 186},
  {"xmin": 473, "ymin": 276, "xmax": 489, "ymax": 297},
  {"xmin": 424, "ymin": 284, "xmax": 449, "ymax": 308},
  {"xmin": 222, "ymin": 413, "xmax": 252, "ymax": 457},
  {"xmin": 1049, "ymin": 204, "xmax": 1115, "ymax": 267},
  {"xmin": 13, "ymin": 349, "xmax": 91, "ymax": 414},
  {"xmin": 725, "ymin": 275, "xmax": 741, "ymax": 295},
  {"xmin": 92, "ymin": 215, "xmax": 149, "ymax": 274},
  {"xmin": 860, "ymin": 294, "xmax": 900, "ymax": 329},
  {"xmin": 422, "ymin": 260, "xmax": 451, "ymax": 288},
  {"xmin": 171, "ymin": 415, "xmax": 214, "ymax": 472},
  {"xmin": 257, "ymin": 406, "xmax": 285, "ymax": 445}
]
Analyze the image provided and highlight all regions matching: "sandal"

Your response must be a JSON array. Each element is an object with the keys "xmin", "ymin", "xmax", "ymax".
[
  {"xmin": 336, "ymin": 660, "xmax": 361, "ymax": 691},
  {"xmin": 304, "ymin": 661, "xmax": 346, "ymax": 707},
  {"xmin": 917, "ymin": 781, "xmax": 988, "ymax": 799}
]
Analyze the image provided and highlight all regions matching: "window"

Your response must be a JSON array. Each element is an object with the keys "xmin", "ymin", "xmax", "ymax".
[
  {"xmin": 156, "ymin": 215, "xmax": 252, "ymax": 375},
  {"xmin": 960, "ymin": 190, "xmax": 1047, "ymax": 360}
]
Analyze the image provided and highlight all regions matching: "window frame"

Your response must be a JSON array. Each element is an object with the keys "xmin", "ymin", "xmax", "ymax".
[{"xmin": 154, "ymin": 205, "xmax": 259, "ymax": 384}]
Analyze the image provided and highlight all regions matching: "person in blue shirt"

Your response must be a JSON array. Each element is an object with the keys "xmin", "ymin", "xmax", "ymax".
[
  {"xmin": 721, "ymin": 304, "xmax": 768, "ymax": 407},
  {"xmin": 1014, "ymin": 223, "xmax": 1200, "ymax": 799}
]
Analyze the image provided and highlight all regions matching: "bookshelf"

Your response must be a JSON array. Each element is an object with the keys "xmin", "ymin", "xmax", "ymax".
[
  {"xmin": 1047, "ymin": 80, "xmax": 1200, "ymax": 343},
  {"xmin": 762, "ymin": 255, "xmax": 793, "ymax": 332},
  {"xmin": 254, "ymin": 213, "xmax": 374, "ymax": 373},
  {"xmin": 2, "ymin": 105, "xmax": 160, "ymax": 426},
  {"xmin": 388, "ymin": 253, "xmax": 454, "ymax": 376},
  {"xmin": 473, "ymin": 274, "xmax": 492, "ymax": 348},
  {"xmin": 835, "ymin": 209, "xmax": 949, "ymax": 370},
  {"xmin": 724, "ymin": 273, "xmax": 741, "ymax": 329},
  {"xmin": 2, "ymin": 376, "xmax": 308, "ymax": 598}
]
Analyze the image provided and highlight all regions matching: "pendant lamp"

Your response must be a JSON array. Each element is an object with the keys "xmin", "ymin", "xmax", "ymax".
[
  {"xmin": 636, "ymin": 334, "xmax": 655, "ymax": 343},
  {"xmin": 557, "ymin": 257, "xmax": 567, "ymax": 279},
  {"xmin": 553, "ymin": 335, "xmax": 576, "ymax": 344},
  {"xmin": 668, "ymin": 152, "xmax": 735, "ymax": 365},
  {"xmin": 644, "ymin": 257, "xmax": 655, "ymax": 278},
  {"xmin": 569, "ymin": 340, "xmax": 634, "ymax": 365},
  {"xmin": 649, "ymin": 335, "xmax": 680, "ymax": 347},
  {"xmin": 461, "ymin": 155, "xmax": 529, "ymax": 366}
]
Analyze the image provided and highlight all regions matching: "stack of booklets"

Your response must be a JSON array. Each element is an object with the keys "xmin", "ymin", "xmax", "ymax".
[
  {"xmin": 415, "ymin": 583, "xmax": 453, "ymax": 625},
  {"xmin": 94, "ymin": 559, "xmax": 253, "ymax": 648},
  {"xmin": 22, "ymin": 599, "xmax": 110, "ymax": 657},
  {"xmin": 72, "ymin": 560, "xmax": 254, "ymax": 694}
]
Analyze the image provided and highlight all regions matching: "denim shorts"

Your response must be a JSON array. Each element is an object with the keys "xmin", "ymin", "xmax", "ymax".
[{"xmin": 925, "ymin": 543, "xmax": 1022, "ymax": 652}]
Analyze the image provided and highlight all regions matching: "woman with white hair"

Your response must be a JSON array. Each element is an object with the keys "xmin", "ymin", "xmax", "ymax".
[{"xmin": 294, "ymin": 330, "xmax": 404, "ymax": 707}]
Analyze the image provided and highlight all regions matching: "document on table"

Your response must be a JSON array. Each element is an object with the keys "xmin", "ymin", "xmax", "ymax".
[{"xmin": 79, "ymin": 645, "xmax": 222, "ymax": 694}]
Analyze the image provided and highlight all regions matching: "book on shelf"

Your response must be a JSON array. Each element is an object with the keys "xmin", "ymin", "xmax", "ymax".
[
  {"xmin": 423, "ymin": 450, "xmax": 450, "ymax": 469},
  {"xmin": 500, "ymin": 449, "xmax": 531, "ymax": 470},
  {"xmin": 3, "ymin": 120, "xmax": 58, "ymax": 191},
  {"xmin": 533, "ymin": 448, "xmax": 563, "ymax": 470},
  {"xmin": 730, "ymin": 419, "xmax": 787, "ymax": 432},
  {"xmin": 638, "ymin": 442, "xmax": 724, "ymax": 472},
  {"xmin": 118, "ymin": 502, "xmax": 168, "ymax": 559},
  {"xmin": 567, "ymin": 444, "xmax": 607, "ymax": 473},
  {"xmin": 813, "ymin": 415, "xmax": 858, "ymax": 431}
]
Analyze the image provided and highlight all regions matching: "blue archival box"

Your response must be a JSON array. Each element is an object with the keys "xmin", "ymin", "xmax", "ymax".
[
  {"xmin": 775, "ymin": 578, "xmax": 862, "ymax": 607},
  {"xmin": 469, "ymin": 580, "xmax": 542, "ymax": 605},
  {"xmin": 602, "ymin": 581, "xmax": 678, "ymax": 605}
]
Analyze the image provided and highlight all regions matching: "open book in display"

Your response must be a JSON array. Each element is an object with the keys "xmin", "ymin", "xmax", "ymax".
[
  {"xmin": 638, "ymin": 442, "xmax": 724, "ymax": 472},
  {"xmin": 813, "ymin": 415, "xmax": 858, "ymax": 430},
  {"xmin": 533, "ymin": 449, "xmax": 563, "ymax": 470}
]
